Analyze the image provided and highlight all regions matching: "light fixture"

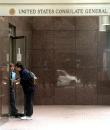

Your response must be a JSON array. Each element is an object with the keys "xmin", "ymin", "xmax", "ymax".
[
  {"xmin": 101, "ymin": 16, "xmax": 110, "ymax": 25},
  {"xmin": 99, "ymin": 16, "xmax": 106, "ymax": 31}
]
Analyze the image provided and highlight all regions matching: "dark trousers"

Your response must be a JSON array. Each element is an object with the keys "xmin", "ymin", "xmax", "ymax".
[
  {"xmin": 10, "ymin": 87, "xmax": 18, "ymax": 115},
  {"xmin": 24, "ymin": 90, "xmax": 34, "ymax": 117}
]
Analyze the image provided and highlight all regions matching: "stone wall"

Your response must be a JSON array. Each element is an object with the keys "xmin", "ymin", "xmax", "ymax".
[{"xmin": 31, "ymin": 16, "xmax": 110, "ymax": 105}]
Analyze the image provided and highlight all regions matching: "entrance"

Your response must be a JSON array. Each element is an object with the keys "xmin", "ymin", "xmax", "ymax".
[{"xmin": 9, "ymin": 23, "xmax": 26, "ymax": 112}]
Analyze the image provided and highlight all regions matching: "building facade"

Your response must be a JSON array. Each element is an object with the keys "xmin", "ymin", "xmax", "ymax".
[{"xmin": 0, "ymin": 16, "xmax": 110, "ymax": 118}]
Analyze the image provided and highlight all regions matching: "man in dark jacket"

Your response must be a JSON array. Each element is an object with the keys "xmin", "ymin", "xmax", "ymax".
[{"xmin": 15, "ymin": 62, "xmax": 35, "ymax": 120}]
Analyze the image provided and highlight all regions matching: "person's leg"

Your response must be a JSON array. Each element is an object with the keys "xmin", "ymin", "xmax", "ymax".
[
  {"xmin": 25, "ymin": 91, "xmax": 34, "ymax": 117},
  {"xmin": 10, "ymin": 87, "xmax": 18, "ymax": 115},
  {"xmin": 21, "ymin": 91, "xmax": 34, "ymax": 120},
  {"xmin": 23, "ymin": 94, "xmax": 27, "ymax": 116}
]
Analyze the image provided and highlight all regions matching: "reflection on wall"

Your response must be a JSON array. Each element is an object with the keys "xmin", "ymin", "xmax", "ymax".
[
  {"xmin": 31, "ymin": 16, "xmax": 98, "ymax": 105},
  {"xmin": 103, "ymin": 50, "xmax": 107, "ymax": 71},
  {"xmin": 103, "ymin": 32, "xmax": 110, "ymax": 80},
  {"xmin": 56, "ymin": 69, "xmax": 80, "ymax": 87}
]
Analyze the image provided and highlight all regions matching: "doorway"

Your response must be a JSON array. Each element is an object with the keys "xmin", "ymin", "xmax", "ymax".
[
  {"xmin": 9, "ymin": 23, "xmax": 26, "ymax": 112},
  {"xmin": 9, "ymin": 24, "xmax": 26, "ymax": 65}
]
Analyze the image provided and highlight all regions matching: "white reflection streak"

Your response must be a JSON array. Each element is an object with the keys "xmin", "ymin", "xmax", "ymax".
[{"xmin": 103, "ymin": 51, "xmax": 107, "ymax": 71}]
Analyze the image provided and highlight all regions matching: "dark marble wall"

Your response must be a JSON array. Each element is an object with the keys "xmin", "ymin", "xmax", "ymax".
[
  {"xmin": 31, "ymin": 16, "xmax": 110, "ymax": 105},
  {"xmin": 0, "ymin": 17, "xmax": 10, "ymax": 117}
]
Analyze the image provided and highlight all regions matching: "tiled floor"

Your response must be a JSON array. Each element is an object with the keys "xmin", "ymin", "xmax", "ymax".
[
  {"xmin": 0, "ymin": 117, "xmax": 8, "ymax": 126},
  {"xmin": 0, "ymin": 105, "xmax": 110, "ymax": 130}
]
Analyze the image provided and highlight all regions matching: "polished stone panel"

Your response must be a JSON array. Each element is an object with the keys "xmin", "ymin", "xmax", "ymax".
[
  {"xmin": 31, "ymin": 16, "xmax": 108, "ymax": 105},
  {"xmin": 76, "ymin": 17, "xmax": 98, "ymax": 30},
  {"xmin": 54, "ymin": 30, "xmax": 75, "ymax": 51},
  {"xmin": 54, "ymin": 17, "xmax": 75, "ymax": 30},
  {"xmin": 54, "ymin": 87, "xmax": 76, "ymax": 105},
  {"xmin": 33, "ymin": 17, "xmax": 54, "ymax": 30}
]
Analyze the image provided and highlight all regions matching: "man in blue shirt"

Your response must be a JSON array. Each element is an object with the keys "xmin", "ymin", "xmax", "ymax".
[{"xmin": 10, "ymin": 63, "xmax": 18, "ymax": 117}]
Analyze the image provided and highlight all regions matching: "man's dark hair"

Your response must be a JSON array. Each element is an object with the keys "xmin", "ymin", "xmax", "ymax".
[{"xmin": 15, "ymin": 62, "xmax": 24, "ymax": 69}]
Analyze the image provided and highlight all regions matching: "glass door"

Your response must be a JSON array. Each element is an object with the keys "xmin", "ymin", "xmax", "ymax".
[{"xmin": 10, "ymin": 36, "xmax": 26, "ymax": 66}]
